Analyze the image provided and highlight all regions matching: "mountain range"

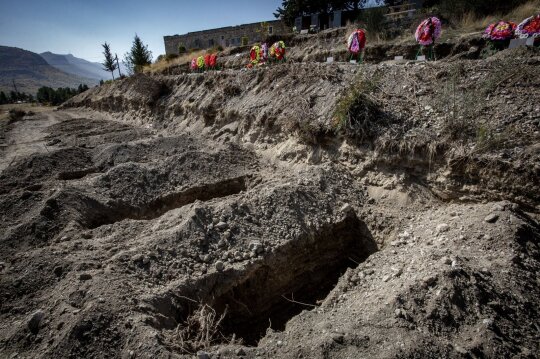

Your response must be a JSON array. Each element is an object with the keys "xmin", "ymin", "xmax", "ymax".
[
  {"xmin": 40, "ymin": 51, "xmax": 113, "ymax": 81},
  {"xmin": 0, "ymin": 46, "xmax": 120, "ymax": 95}
]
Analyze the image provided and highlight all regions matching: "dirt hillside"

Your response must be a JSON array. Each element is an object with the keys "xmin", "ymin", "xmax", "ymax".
[{"xmin": 1, "ymin": 30, "xmax": 539, "ymax": 359}]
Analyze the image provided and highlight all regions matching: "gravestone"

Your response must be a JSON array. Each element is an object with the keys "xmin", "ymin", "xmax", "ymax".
[
  {"xmin": 509, "ymin": 38, "xmax": 527, "ymax": 49},
  {"xmin": 526, "ymin": 37, "xmax": 535, "ymax": 46},
  {"xmin": 326, "ymin": 57, "xmax": 334, "ymax": 63},
  {"xmin": 394, "ymin": 56, "xmax": 404, "ymax": 61},
  {"xmin": 333, "ymin": 10, "xmax": 342, "ymax": 28},
  {"xmin": 294, "ymin": 17, "xmax": 302, "ymax": 33},
  {"xmin": 311, "ymin": 14, "xmax": 320, "ymax": 30},
  {"xmin": 417, "ymin": 55, "xmax": 426, "ymax": 61},
  {"xmin": 300, "ymin": 30, "xmax": 309, "ymax": 35}
]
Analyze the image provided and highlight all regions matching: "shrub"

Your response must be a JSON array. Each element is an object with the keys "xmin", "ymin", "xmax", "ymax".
[
  {"xmin": 8, "ymin": 109, "xmax": 26, "ymax": 123},
  {"xmin": 333, "ymin": 76, "xmax": 386, "ymax": 141},
  {"xmin": 166, "ymin": 54, "xmax": 179, "ymax": 61},
  {"xmin": 178, "ymin": 45, "xmax": 187, "ymax": 54}
]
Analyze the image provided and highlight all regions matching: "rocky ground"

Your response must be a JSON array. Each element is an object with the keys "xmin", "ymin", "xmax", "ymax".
[{"xmin": 0, "ymin": 32, "xmax": 539, "ymax": 359}]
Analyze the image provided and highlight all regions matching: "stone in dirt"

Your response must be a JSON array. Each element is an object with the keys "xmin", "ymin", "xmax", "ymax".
[
  {"xmin": 484, "ymin": 214, "xmax": 499, "ymax": 223},
  {"xmin": 436, "ymin": 223, "xmax": 450, "ymax": 233},
  {"xmin": 79, "ymin": 273, "xmax": 92, "ymax": 281},
  {"xmin": 27, "ymin": 310, "xmax": 45, "ymax": 334},
  {"xmin": 215, "ymin": 261, "xmax": 225, "ymax": 272}
]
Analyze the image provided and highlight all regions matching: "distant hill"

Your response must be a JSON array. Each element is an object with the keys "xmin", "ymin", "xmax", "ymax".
[
  {"xmin": 40, "ymin": 52, "xmax": 117, "ymax": 81},
  {"xmin": 0, "ymin": 46, "xmax": 97, "ymax": 95}
]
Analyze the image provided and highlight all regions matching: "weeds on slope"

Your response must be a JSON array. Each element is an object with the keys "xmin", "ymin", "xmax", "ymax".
[
  {"xmin": 332, "ymin": 72, "xmax": 389, "ymax": 142},
  {"xmin": 172, "ymin": 304, "xmax": 234, "ymax": 354}
]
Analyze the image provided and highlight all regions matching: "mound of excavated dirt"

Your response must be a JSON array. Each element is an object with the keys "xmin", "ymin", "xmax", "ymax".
[{"xmin": 1, "ymin": 33, "xmax": 539, "ymax": 359}]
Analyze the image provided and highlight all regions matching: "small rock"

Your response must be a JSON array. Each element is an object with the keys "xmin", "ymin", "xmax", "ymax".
[
  {"xmin": 218, "ymin": 239, "xmax": 227, "ymax": 248},
  {"xmin": 331, "ymin": 334, "xmax": 343, "ymax": 343},
  {"xmin": 394, "ymin": 308, "xmax": 407, "ymax": 318},
  {"xmin": 277, "ymin": 340, "xmax": 283, "ymax": 346},
  {"xmin": 248, "ymin": 241, "xmax": 263, "ymax": 254},
  {"xmin": 28, "ymin": 310, "xmax": 45, "ymax": 334},
  {"xmin": 436, "ymin": 224, "xmax": 450, "ymax": 234},
  {"xmin": 197, "ymin": 351, "xmax": 210, "ymax": 359},
  {"xmin": 441, "ymin": 256, "xmax": 452, "ymax": 265},
  {"xmin": 398, "ymin": 231, "xmax": 410, "ymax": 239},
  {"xmin": 484, "ymin": 214, "xmax": 499, "ymax": 223},
  {"xmin": 79, "ymin": 273, "xmax": 92, "ymax": 281},
  {"xmin": 454, "ymin": 345, "xmax": 467, "ymax": 354},
  {"xmin": 422, "ymin": 275, "xmax": 437, "ymax": 287},
  {"xmin": 53, "ymin": 266, "xmax": 63, "ymax": 277},
  {"xmin": 215, "ymin": 222, "xmax": 228, "ymax": 230},
  {"xmin": 215, "ymin": 261, "xmax": 225, "ymax": 272},
  {"xmin": 382, "ymin": 274, "xmax": 391, "ymax": 282},
  {"xmin": 340, "ymin": 203, "xmax": 353, "ymax": 214},
  {"xmin": 236, "ymin": 348, "xmax": 246, "ymax": 356},
  {"xmin": 129, "ymin": 350, "xmax": 135, "ymax": 358}
]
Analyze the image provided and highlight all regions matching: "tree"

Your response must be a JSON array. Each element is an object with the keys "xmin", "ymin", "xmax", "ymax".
[
  {"xmin": 123, "ymin": 34, "xmax": 152, "ymax": 75},
  {"xmin": 275, "ymin": 0, "xmax": 377, "ymax": 26},
  {"xmin": 102, "ymin": 42, "xmax": 117, "ymax": 80},
  {"xmin": 0, "ymin": 91, "xmax": 7, "ymax": 105}
]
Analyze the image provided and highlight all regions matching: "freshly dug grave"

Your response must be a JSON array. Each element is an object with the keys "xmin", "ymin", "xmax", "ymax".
[{"xmin": 1, "ymin": 35, "xmax": 540, "ymax": 359}]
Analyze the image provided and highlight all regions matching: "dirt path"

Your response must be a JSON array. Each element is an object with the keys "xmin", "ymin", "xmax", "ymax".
[{"xmin": 0, "ymin": 110, "xmax": 75, "ymax": 172}]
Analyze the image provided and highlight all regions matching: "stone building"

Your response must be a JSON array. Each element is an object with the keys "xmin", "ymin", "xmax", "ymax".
[{"xmin": 164, "ymin": 20, "xmax": 289, "ymax": 55}]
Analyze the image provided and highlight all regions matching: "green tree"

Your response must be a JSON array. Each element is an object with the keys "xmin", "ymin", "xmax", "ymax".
[
  {"xmin": 123, "ymin": 34, "xmax": 152, "ymax": 75},
  {"xmin": 77, "ymin": 84, "xmax": 89, "ymax": 93},
  {"xmin": 0, "ymin": 91, "xmax": 7, "ymax": 104},
  {"xmin": 275, "ymin": 1, "xmax": 378, "ymax": 26},
  {"xmin": 102, "ymin": 42, "xmax": 117, "ymax": 80}
]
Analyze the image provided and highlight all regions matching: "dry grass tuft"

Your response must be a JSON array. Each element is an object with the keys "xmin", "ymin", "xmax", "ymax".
[
  {"xmin": 143, "ymin": 50, "xmax": 206, "ymax": 74},
  {"xmin": 173, "ymin": 304, "xmax": 234, "ymax": 354},
  {"xmin": 453, "ymin": 0, "xmax": 540, "ymax": 33}
]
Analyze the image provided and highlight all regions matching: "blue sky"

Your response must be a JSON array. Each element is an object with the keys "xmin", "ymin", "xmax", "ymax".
[{"xmin": 0, "ymin": 0, "xmax": 282, "ymax": 62}]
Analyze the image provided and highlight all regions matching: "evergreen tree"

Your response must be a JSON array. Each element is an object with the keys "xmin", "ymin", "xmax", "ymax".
[
  {"xmin": 0, "ymin": 91, "xmax": 7, "ymax": 104},
  {"xmin": 123, "ymin": 34, "xmax": 152, "ymax": 75},
  {"xmin": 102, "ymin": 42, "xmax": 117, "ymax": 80}
]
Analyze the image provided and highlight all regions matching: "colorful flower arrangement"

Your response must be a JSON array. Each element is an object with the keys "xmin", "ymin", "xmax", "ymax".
[
  {"xmin": 415, "ymin": 17, "xmax": 442, "ymax": 46},
  {"xmin": 516, "ymin": 14, "xmax": 540, "ymax": 38},
  {"xmin": 197, "ymin": 56, "xmax": 205, "ymax": 70},
  {"xmin": 270, "ymin": 41, "xmax": 286, "ymax": 61},
  {"xmin": 250, "ymin": 45, "xmax": 261, "ymax": 65},
  {"xmin": 261, "ymin": 43, "xmax": 269, "ymax": 61},
  {"xmin": 347, "ymin": 29, "xmax": 367, "ymax": 54},
  {"xmin": 483, "ymin": 21, "xmax": 517, "ymax": 41},
  {"xmin": 190, "ymin": 54, "xmax": 218, "ymax": 72},
  {"xmin": 209, "ymin": 54, "xmax": 217, "ymax": 68}
]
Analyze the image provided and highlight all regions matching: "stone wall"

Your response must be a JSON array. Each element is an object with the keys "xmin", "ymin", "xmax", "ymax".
[{"xmin": 164, "ymin": 20, "xmax": 289, "ymax": 55}]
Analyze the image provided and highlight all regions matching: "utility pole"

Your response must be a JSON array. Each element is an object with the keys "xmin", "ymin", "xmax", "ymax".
[
  {"xmin": 115, "ymin": 54, "xmax": 122, "ymax": 78},
  {"xmin": 12, "ymin": 79, "xmax": 18, "ymax": 93}
]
